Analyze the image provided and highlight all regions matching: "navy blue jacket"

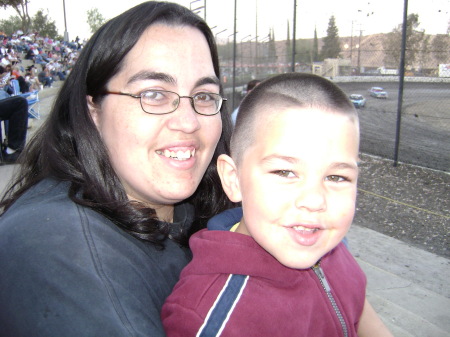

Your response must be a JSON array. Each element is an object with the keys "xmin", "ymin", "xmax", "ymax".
[{"xmin": 0, "ymin": 179, "xmax": 193, "ymax": 336}]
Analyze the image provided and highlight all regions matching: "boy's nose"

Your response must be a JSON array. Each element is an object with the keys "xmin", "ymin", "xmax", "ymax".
[{"xmin": 294, "ymin": 182, "xmax": 326, "ymax": 212}]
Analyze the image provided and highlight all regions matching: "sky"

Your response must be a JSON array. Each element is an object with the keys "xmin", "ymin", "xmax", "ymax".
[{"xmin": 2, "ymin": 0, "xmax": 449, "ymax": 42}]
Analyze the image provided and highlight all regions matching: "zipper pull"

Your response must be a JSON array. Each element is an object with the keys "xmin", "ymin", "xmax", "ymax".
[
  {"xmin": 312, "ymin": 262, "xmax": 331, "ymax": 292},
  {"xmin": 311, "ymin": 262, "xmax": 349, "ymax": 337}
]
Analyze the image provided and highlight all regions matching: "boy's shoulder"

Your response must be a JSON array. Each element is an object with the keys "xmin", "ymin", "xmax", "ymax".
[{"xmin": 207, "ymin": 207, "xmax": 243, "ymax": 231}]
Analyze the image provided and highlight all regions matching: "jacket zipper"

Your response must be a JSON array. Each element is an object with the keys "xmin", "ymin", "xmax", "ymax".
[{"xmin": 311, "ymin": 262, "xmax": 348, "ymax": 337}]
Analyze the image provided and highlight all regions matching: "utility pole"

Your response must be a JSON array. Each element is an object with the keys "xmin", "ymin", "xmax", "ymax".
[
  {"xmin": 393, "ymin": 0, "xmax": 409, "ymax": 167},
  {"xmin": 63, "ymin": 0, "xmax": 69, "ymax": 42},
  {"xmin": 255, "ymin": 0, "xmax": 258, "ymax": 75},
  {"xmin": 350, "ymin": 21, "xmax": 354, "ymax": 64},
  {"xmin": 232, "ymin": 0, "xmax": 237, "ymax": 111},
  {"xmin": 291, "ymin": 0, "xmax": 297, "ymax": 72},
  {"xmin": 357, "ymin": 28, "xmax": 362, "ymax": 74}
]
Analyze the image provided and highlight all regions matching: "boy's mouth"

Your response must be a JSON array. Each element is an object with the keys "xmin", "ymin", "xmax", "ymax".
[{"xmin": 292, "ymin": 225, "xmax": 320, "ymax": 233}]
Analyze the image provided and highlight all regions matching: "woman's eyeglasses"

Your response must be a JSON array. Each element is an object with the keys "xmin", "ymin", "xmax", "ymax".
[{"xmin": 103, "ymin": 89, "xmax": 226, "ymax": 116}]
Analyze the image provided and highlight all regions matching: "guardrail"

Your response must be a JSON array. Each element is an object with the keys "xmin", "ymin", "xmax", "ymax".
[{"xmin": 328, "ymin": 76, "xmax": 450, "ymax": 83}]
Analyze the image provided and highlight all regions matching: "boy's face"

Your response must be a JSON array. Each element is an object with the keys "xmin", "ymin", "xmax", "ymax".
[{"xmin": 219, "ymin": 107, "xmax": 359, "ymax": 269}]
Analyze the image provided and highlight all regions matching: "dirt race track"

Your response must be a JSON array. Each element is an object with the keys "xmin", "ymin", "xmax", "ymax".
[
  {"xmin": 335, "ymin": 81, "xmax": 449, "ymax": 258},
  {"xmin": 336, "ymin": 81, "xmax": 449, "ymax": 172}
]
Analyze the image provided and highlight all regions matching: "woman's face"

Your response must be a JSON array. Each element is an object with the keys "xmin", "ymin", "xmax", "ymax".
[{"xmin": 89, "ymin": 24, "xmax": 222, "ymax": 221}]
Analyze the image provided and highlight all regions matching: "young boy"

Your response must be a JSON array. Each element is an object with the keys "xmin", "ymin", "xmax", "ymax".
[{"xmin": 162, "ymin": 73, "xmax": 392, "ymax": 337}]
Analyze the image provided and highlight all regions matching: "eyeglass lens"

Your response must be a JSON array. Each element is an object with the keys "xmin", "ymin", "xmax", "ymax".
[{"xmin": 140, "ymin": 90, "xmax": 222, "ymax": 115}]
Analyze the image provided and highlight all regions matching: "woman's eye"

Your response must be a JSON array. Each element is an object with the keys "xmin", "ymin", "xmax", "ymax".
[
  {"xmin": 195, "ymin": 93, "xmax": 213, "ymax": 102},
  {"xmin": 142, "ymin": 90, "xmax": 166, "ymax": 102},
  {"xmin": 272, "ymin": 170, "xmax": 295, "ymax": 178}
]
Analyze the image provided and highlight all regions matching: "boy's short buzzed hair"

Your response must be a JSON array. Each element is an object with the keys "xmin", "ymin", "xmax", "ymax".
[
  {"xmin": 231, "ymin": 73, "xmax": 358, "ymax": 163},
  {"xmin": 246, "ymin": 79, "xmax": 261, "ymax": 92}
]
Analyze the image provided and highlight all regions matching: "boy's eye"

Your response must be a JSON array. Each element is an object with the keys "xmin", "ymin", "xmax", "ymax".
[
  {"xmin": 272, "ymin": 170, "xmax": 295, "ymax": 178},
  {"xmin": 326, "ymin": 175, "xmax": 348, "ymax": 182}
]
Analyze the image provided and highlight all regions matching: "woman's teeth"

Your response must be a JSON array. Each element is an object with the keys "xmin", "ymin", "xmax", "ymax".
[{"xmin": 157, "ymin": 149, "xmax": 196, "ymax": 160}]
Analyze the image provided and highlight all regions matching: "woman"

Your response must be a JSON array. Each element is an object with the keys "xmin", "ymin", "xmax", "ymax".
[{"xmin": 0, "ymin": 2, "xmax": 234, "ymax": 336}]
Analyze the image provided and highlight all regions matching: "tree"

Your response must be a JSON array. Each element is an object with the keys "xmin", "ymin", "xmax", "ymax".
[
  {"xmin": 267, "ymin": 28, "xmax": 277, "ymax": 64},
  {"xmin": 0, "ymin": 9, "xmax": 58, "ymax": 38},
  {"xmin": 32, "ymin": 9, "xmax": 58, "ymax": 38},
  {"xmin": 312, "ymin": 27, "xmax": 319, "ymax": 62},
  {"xmin": 0, "ymin": 0, "xmax": 31, "ymax": 33},
  {"xmin": 383, "ymin": 13, "xmax": 427, "ymax": 69},
  {"xmin": 293, "ymin": 39, "xmax": 312, "ymax": 64},
  {"xmin": 87, "ymin": 8, "xmax": 106, "ymax": 34},
  {"xmin": 320, "ymin": 15, "xmax": 341, "ymax": 60},
  {"xmin": 0, "ymin": 15, "xmax": 22, "ymax": 35},
  {"xmin": 431, "ymin": 34, "xmax": 450, "ymax": 64},
  {"xmin": 285, "ymin": 20, "xmax": 292, "ymax": 65}
]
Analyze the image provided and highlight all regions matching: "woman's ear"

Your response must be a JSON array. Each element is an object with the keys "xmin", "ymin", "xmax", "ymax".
[
  {"xmin": 87, "ymin": 95, "xmax": 100, "ymax": 128},
  {"xmin": 217, "ymin": 154, "xmax": 242, "ymax": 203}
]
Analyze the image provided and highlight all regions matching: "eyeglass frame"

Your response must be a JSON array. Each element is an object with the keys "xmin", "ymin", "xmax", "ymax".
[{"xmin": 103, "ymin": 89, "xmax": 227, "ymax": 116}]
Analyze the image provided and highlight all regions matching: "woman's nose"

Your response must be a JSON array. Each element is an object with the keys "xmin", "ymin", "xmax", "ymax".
[{"xmin": 167, "ymin": 97, "xmax": 201, "ymax": 133}]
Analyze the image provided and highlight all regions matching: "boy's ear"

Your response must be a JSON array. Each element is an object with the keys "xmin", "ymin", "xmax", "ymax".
[{"xmin": 217, "ymin": 154, "xmax": 242, "ymax": 203}]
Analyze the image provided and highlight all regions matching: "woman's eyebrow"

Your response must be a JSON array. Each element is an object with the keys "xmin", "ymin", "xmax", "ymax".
[
  {"xmin": 127, "ymin": 71, "xmax": 176, "ymax": 85},
  {"xmin": 126, "ymin": 72, "xmax": 220, "ymax": 89},
  {"xmin": 195, "ymin": 76, "xmax": 220, "ymax": 88}
]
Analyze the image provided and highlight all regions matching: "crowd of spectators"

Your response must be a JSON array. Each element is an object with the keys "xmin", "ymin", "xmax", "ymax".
[
  {"xmin": 1, "ymin": 30, "xmax": 83, "ymax": 92},
  {"xmin": 0, "ymin": 31, "xmax": 84, "ymax": 164}
]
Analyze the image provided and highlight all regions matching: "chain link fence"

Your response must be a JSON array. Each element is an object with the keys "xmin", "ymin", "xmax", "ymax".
[{"xmin": 218, "ymin": 26, "xmax": 450, "ymax": 172}]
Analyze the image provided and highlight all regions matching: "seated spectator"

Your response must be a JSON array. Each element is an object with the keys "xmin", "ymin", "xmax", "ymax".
[
  {"xmin": 25, "ymin": 69, "xmax": 42, "ymax": 91},
  {"xmin": 17, "ymin": 76, "xmax": 30, "ymax": 93},
  {"xmin": 230, "ymin": 79, "xmax": 261, "ymax": 127},
  {"xmin": 6, "ymin": 47, "xmax": 20, "ymax": 65},
  {"xmin": 34, "ymin": 53, "xmax": 47, "ymax": 66},
  {"xmin": 11, "ymin": 65, "xmax": 21, "ymax": 79},
  {"xmin": 48, "ymin": 61, "xmax": 65, "ymax": 81},
  {"xmin": 25, "ymin": 48, "xmax": 35, "ymax": 60},
  {"xmin": 0, "ymin": 92, "xmax": 28, "ymax": 164},
  {"xmin": 1, "ymin": 54, "xmax": 10, "ymax": 66},
  {"xmin": 37, "ymin": 66, "xmax": 53, "ymax": 88},
  {"xmin": 17, "ymin": 38, "xmax": 29, "ymax": 53},
  {"xmin": 0, "ymin": 65, "xmax": 14, "ymax": 95}
]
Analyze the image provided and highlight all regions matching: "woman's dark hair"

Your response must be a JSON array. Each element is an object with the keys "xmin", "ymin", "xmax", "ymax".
[{"xmin": 0, "ymin": 1, "xmax": 234, "ymax": 247}]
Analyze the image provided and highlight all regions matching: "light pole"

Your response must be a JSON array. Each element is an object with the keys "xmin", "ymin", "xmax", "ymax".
[
  {"xmin": 215, "ymin": 29, "xmax": 227, "ymax": 42},
  {"xmin": 248, "ymin": 36, "xmax": 258, "ymax": 75},
  {"xmin": 357, "ymin": 29, "xmax": 362, "ymax": 74},
  {"xmin": 240, "ymin": 34, "xmax": 251, "ymax": 71},
  {"xmin": 190, "ymin": 0, "xmax": 206, "ymax": 20},
  {"xmin": 291, "ymin": 0, "xmax": 297, "ymax": 72},
  {"xmin": 227, "ymin": 32, "xmax": 235, "ymax": 57},
  {"xmin": 258, "ymin": 35, "xmax": 269, "ymax": 76},
  {"xmin": 350, "ymin": 20, "xmax": 354, "ymax": 64},
  {"xmin": 255, "ymin": 0, "xmax": 259, "ymax": 75},
  {"xmin": 189, "ymin": 0, "xmax": 200, "ymax": 9},
  {"xmin": 393, "ymin": 0, "xmax": 409, "ymax": 167},
  {"xmin": 63, "ymin": 0, "xmax": 69, "ymax": 42},
  {"xmin": 192, "ymin": 6, "xmax": 205, "ymax": 19},
  {"xmin": 232, "ymin": 0, "xmax": 237, "ymax": 110}
]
